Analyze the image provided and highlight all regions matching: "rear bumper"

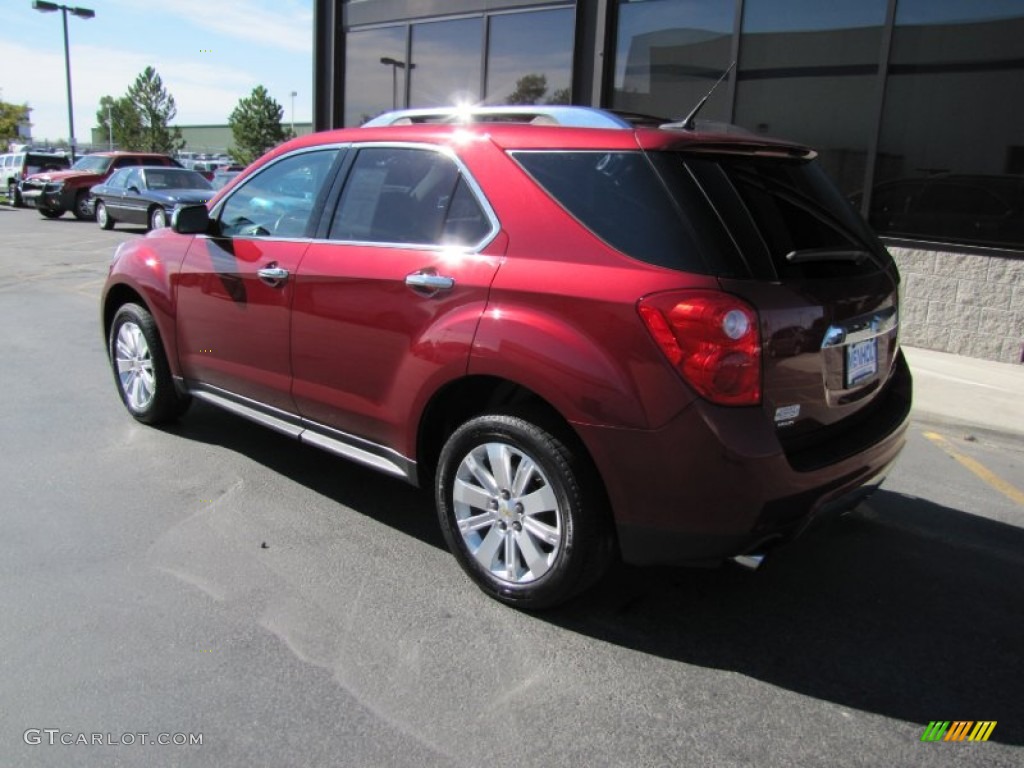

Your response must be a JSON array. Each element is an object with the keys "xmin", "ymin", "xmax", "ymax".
[{"xmin": 575, "ymin": 351, "xmax": 912, "ymax": 566}]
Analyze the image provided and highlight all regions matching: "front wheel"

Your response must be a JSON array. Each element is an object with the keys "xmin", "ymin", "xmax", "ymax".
[
  {"xmin": 39, "ymin": 207, "xmax": 63, "ymax": 219},
  {"xmin": 96, "ymin": 201, "xmax": 114, "ymax": 230},
  {"xmin": 72, "ymin": 189, "xmax": 94, "ymax": 220},
  {"xmin": 149, "ymin": 206, "xmax": 168, "ymax": 230},
  {"xmin": 8, "ymin": 182, "xmax": 21, "ymax": 207},
  {"xmin": 109, "ymin": 303, "xmax": 190, "ymax": 424},
  {"xmin": 436, "ymin": 414, "xmax": 613, "ymax": 610}
]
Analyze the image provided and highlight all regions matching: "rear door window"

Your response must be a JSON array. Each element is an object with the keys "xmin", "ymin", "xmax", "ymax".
[{"xmin": 328, "ymin": 146, "xmax": 493, "ymax": 248}]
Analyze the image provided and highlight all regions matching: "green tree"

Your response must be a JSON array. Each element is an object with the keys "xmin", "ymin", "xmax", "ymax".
[
  {"xmin": 507, "ymin": 74, "xmax": 548, "ymax": 105},
  {"xmin": 228, "ymin": 86, "xmax": 290, "ymax": 165},
  {"xmin": 0, "ymin": 99, "xmax": 30, "ymax": 145},
  {"xmin": 96, "ymin": 95, "xmax": 144, "ymax": 150},
  {"xmin": 125, "ymin": 66, "xmax": 184, "ymax": 153}
]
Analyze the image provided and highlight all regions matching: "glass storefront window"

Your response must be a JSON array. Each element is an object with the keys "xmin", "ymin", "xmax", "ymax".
[
  {"xmin": 613, "ymin": 0, "xmax": 736, "ymax": 121},
  {"xmin": 486, "ymin": 8, "xmax": 574, "ymax": 105},
  {"xmin": 409, "ymin": 18, "xmax": 484, "ymax": 108},
  {"xmin": 872, "ymin": 0, "xmax": 1024, "ymax": 249},
  {"xmin": 734, "ymin": 0, "xmax": 888, "ymax": 197},
  {"xmin": 344, "ymin": 26, "xmax": 408, "ymax": 126}
]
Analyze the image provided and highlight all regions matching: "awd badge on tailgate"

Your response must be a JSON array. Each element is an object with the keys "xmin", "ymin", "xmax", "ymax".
[{"xmin": 774, "ymin": 404, "xmax": 800, "ymax": 427}]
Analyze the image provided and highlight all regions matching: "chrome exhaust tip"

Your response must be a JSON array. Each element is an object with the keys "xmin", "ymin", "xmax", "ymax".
[{"xmin": 731, "ymin": 553, "xmax": 767, "ymax": 571}]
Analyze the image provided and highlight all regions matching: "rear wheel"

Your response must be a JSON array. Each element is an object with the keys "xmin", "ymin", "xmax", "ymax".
[
  {"xmin": 72, "ymin": 189, "xmax": 94, "ymax": 220},
  {"xmin": 436, "ymin": 414, "xmax": 613, "ymax": 609},
  {"xmin": 96, "ymin": 201, "xmax": 114, "ymax": 230},
  {"xmin": 149, "ymin": 206, "xmax": 168, "ymax": 230},
  {"xmin": 108, "ymin": 303, "xmax": 190, "ymax": 424}
]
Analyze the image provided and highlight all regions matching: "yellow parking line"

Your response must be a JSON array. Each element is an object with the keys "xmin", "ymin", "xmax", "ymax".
[{"xmin": 923, "ymin": 431, "xmax": 1024, "ymax": 506}]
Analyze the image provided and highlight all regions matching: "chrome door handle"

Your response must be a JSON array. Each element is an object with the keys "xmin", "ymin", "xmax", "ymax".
[
  {"xmin": 405, "ymin": 272, "xmax": 455, "ymax": 294},
  {"xmin": 257, "ymin": 266, "xmax": 289, "ymax": 286}
]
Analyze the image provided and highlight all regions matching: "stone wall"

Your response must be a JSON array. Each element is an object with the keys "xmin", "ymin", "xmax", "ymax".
[{"xmin": 889, "ymin": 246, "xmax": 1024, "ymax": 364}]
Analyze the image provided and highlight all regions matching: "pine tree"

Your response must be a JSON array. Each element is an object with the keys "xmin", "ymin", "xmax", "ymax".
[
  {"xmin": 96, "ymin": 95, "xmax": 144, "ymax": 150},
  {"xmin": 228, "ymin": 86, "xmax": 290, "ymax": 165},
  {"xmin": 125, "ymin": 67, "xmax": 184, "ymax": 154}
]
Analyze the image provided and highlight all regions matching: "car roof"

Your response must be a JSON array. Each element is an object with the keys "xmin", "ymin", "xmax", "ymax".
[{"xmin": 271, "ymin": 106, "xmax": 813, "ymax": 160}]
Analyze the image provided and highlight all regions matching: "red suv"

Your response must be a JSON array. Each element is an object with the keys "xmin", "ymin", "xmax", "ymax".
[{"xmin": 101, "ymin": 106, "xmax": 911, "ymax": 609}]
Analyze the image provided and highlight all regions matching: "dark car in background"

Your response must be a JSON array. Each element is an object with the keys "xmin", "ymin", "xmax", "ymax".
[
  {"xmin": 20, "ymin": 151, "xmax": 182, "ymax": 220},
  {"xmin": 3, "ymin": 151, "xmax": 70, "ymax": 206},
  {"xmin": 101, "ymin": 105, "xmax": 910, "ymax": 609},
  {"xmin": 92, "ymin": 166, "xmax": 213, "ymax": 231}
]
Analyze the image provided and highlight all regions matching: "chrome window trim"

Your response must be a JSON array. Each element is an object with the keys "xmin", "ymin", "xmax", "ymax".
[{"xmin": 324, "ymin": 140, "xmax": 501, "ymax": 254}]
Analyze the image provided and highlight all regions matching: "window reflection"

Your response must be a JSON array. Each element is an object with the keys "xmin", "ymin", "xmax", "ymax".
[
  {"xmin": 409, "ymin": 18, "xmax": 484, "ymax": 108},
  {"xmin": 734, "ymin": 0, "xmax": 887, "ymax": 196},
  {"xmin": 486, "ymin": 9, "xmax": 574, "ymax": 105},
  {"xmin": 872, "ymin": 0, "xmax": 1024, "ymax": 248},
  {"xmin": 345, "ymin": 26, "xmax": 408, "ymax": 126},
  {"xmin": 613, "ymin": 0, "xmax": 735, "ymax": 121}
]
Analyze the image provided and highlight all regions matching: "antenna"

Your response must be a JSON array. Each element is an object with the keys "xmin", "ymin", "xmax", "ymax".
[{"xmin": 666, "ymin": 61, "xmax": 737, "ymax": 131}]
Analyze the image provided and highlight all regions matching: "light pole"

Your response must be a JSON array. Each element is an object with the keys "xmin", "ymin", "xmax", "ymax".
[
  {"xmin": 290, "ymin": 91, "xmax": 297, "ymax": 135},
  {"xmin": 33, "ymin": 1, "xmax": 94, "ymax": 163},
  {"xmin": 379, "ymin": 57, "xmax": 413, "ymax": 111},
  {"xmin": 106, "ymin": 103, "xmax": 113, "ymax": 150}
]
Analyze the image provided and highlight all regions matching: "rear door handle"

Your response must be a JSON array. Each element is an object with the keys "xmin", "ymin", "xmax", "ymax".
[
  {"xmin": 405, "ymin": 271, "xmax": 455, "ymax": 294},
  {"xmin": 257, "ymin": 265, "xmax": 289, "ymax": 286}
]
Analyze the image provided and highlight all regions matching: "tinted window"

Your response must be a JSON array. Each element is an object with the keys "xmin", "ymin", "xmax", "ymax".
[
  {"xmin": 513, "ymin": 150, "xmax": 731, "ymax": 274},
  {"xmin": 219, "ymin": 150, "xmax": 339, "ymax": 238},
  {"xmin": 409, "ymin": 18, "xmax": 483, "ymax": 107},
  {"xmin": 683, "ymin": 155, "xmax": 892, "ymax": 279},
  {"xmin": 613, "ymin": 0, "xmax": 735, "ymax": 121},
  {"xmin": 329, "ymin": 147, "xmax": 472, "ymax": 246},
  {"xmin": 873, "ymin": 0, "xmax": 1024, "ymax": 248},
  {"xmin": 486, "ymin": 9, "xmax": 574, "ymax": 105},
  {"xmin": 344, "ymin": 26, "xmax": 408, "ymax": 126}
]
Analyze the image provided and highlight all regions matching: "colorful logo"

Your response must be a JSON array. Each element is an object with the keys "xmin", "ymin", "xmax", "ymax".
[{"xmin": 921, "ymin": 721, "xmax": 997, "ymax": 742}]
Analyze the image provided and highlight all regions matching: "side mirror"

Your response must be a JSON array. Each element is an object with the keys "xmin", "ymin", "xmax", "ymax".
[{"xmin": 172, "ymin": 204, "xmax": 212, "ymax": 235}]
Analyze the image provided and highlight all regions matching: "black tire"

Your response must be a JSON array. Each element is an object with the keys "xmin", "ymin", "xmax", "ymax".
[
  {"xmin": 96, "ymin": 201, "xmax": 114, "ymax": 230},
  {"xmin": 72, "ymin": 189, "xmax": 94, "ymax": 220},
  {"xmin": 8, "ymin": 182, "xmax": 21, "ymax": 207},
  {"xmin": 436, "ymin": 414, "xmax": 613, "ymax": 610},
  {"xmin": 149, "ymin": 206, "xmax": 168, "ymax": 231},
  {"xmin": 39, "ymin": 207, "xmax": 63, "ymax": 219},
  {"xmin": 108, "ymin": 302, "xmax": 190, "ymax": 424}
]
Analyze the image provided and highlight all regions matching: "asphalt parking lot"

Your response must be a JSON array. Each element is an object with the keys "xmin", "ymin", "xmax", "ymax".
[{"xmin": 1, "ymin": 204, "xmax": 1022, "ymax": 767}]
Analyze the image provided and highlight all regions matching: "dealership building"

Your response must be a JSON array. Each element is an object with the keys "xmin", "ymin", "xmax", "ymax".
[{"xmin": 312, "ymin": 0, "xmax": 1023, "ymax": 362}]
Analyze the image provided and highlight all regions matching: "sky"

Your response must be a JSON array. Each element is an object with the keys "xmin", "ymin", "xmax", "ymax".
[{"xmin": 0, "ymin": 0, "xmax": 313, "ymax": 143}]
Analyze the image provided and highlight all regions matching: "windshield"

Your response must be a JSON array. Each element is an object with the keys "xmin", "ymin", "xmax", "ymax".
[
  {"xmin": 144, "ymin": 168, "xmax": 212, "ymax": 191},
  {"xmin": 71, "ymin": 155, "xmax": 113, "ymax": 173}
]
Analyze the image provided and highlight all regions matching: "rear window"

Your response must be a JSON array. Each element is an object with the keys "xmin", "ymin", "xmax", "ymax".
[
  {"xmin": 675, "ymin": 154, "xmax": 894, "ymax": 280},
  {"xmin": 511, "ymin": 150, "xmax": 744, "ymax": 276}
]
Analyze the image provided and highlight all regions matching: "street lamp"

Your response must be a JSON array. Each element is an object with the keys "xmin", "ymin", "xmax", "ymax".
[
  {"xmin": 290, "ymin": 91, "xmax": 297, "ymax": 135},
  {"xmin": 379, "ymin": 57, "xmax": 414, "ymax": 111},
  {"xmin": 32, "ymin": 1, "xmax": 95, "ymax": 163}
]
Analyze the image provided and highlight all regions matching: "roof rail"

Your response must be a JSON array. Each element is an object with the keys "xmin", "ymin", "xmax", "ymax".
[{"xmin": 361, "ymin": 106, "xmax": 633, "ymax": 130}]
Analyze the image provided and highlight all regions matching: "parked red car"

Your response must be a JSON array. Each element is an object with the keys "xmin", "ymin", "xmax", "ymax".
[{"xmin": 101, "ymin": 106, "xmax": 910, "ymax": 608}]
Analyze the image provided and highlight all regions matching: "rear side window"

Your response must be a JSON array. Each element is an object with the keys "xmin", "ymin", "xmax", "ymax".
[{"xmin": 512, "ymin": 151, "xmax": 732, "ymax": 275}]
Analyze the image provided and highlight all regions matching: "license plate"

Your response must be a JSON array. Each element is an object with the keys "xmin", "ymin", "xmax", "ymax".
[{"xmin": 846, "ymin": 338, "xmax": 878, "ymax": 387}]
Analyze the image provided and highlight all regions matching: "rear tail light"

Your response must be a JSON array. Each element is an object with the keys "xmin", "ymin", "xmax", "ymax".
[{"xmin": 638, "ymin": 291, "xmax": 761, "ymax": 406}]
